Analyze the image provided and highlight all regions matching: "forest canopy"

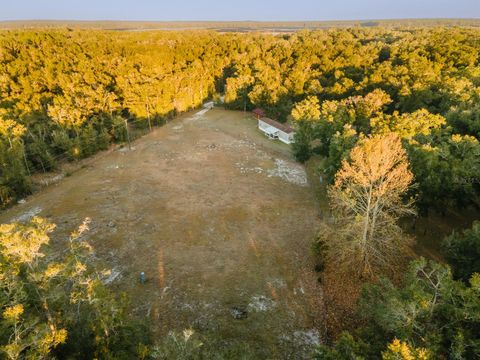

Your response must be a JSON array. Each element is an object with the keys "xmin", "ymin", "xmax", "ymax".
[{"xmin": 0, "ymin": 27, "xmax": 479, "ymax": 212}]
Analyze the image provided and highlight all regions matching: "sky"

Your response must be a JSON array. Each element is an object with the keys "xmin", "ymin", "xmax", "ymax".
[{"xmin": 0, "ymin": 0, "xmax": 478, "ymax": 22}]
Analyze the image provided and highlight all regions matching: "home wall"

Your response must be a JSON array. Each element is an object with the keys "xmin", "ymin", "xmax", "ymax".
[
  {"xmin": 278, "ymin": 131, "xmax": 293, "ymax": 144},
  {"xmin": 258, "ymin": 120, "xmax": 269, "ymax": 130}
]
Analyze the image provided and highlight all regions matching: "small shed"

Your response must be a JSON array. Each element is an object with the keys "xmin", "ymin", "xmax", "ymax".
[
  {"xmin": 258, "ymin": 117, "xmax": 295, "ymax": 144},
  {"xmin": 252, "ymin": 108, "xmax": 266, "ymax": 119}
]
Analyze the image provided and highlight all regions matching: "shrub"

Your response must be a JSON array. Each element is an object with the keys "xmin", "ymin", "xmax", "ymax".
[{"xmin": 443, "ymin": 221, "xmax": 480, "ymax": 282}]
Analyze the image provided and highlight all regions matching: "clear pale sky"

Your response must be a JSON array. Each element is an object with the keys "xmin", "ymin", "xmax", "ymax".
[{"xmin": 0, "ymin": 0, "xmax": 478, "ymax": 21}]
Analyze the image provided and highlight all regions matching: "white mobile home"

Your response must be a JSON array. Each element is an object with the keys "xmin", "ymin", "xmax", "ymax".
[{"xmin": 258, "ymin": 117, "xmax": 295, "ymax": 144}]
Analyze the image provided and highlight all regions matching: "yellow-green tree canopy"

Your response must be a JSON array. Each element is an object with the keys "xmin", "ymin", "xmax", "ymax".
[{"xmin": 291, "ymin": 96, "xmax": 321, "ymax": 121}]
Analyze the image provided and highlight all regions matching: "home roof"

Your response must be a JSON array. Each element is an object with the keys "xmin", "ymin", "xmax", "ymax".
[{"xmin": 259, "ymin": 117, "xmax": 294, "ymax": 134}]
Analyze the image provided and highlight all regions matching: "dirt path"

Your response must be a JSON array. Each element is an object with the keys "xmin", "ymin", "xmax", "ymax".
[{"xmin": 1, "ymin": 109, "xmax": 322, "ymax": 358}]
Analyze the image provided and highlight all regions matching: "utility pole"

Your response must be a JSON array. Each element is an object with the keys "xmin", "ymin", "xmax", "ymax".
[
  {"xmin": 244, "ymin": 92, "xmax": 247, "ymax": 117},
  {"xmin": 124, "ymin": 119, "xmax": 131, "ymax": 150},
  {"xmin": 146, "ymin": 96, "xmax": 152, "ymax": 132},
  {"xmin": 22, "ymin": 146, "xmax": 31, "ymax": 176}
]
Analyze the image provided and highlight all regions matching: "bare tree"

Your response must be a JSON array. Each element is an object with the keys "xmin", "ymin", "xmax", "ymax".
[{"xmin": 324, "ymin": 133, "xmax": 415, "ymax": 278}]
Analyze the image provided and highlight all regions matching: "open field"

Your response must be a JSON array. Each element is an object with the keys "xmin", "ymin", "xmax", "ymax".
[{"xmin": 0, "ymin": 109, "xmax": 323, "ymax": 357}]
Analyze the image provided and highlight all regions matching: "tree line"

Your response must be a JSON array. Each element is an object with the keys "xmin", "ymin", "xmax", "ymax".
[
  {"xmin": 0, "ymin": 30, "xmax": 238, "ymax": 206},
  {"xmin": 1, "ymin": 28, "xmax": 479, "ymax": 212}
]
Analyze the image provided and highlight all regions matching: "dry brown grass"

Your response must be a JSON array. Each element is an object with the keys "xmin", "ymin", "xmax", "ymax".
[{"xmin": 0, "ymin": 108, "xmax": 323, "ymax": 357}]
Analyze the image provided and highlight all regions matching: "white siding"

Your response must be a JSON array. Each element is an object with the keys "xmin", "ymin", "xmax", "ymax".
[
  {"xmin": 258, "ymin": 119, "xmax": 295, "ymax": 144},
  {"xmin": 278, "ymin": 131, "xmax": 294, "ymax": 144},
  {"xmin": 258, "ymin": 120, "xmax": 269, "ymax": 130}
]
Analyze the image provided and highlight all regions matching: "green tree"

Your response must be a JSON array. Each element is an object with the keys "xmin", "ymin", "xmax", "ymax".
[
  {"xmin": 371, "ymin": 109, "xmax": 446, "ymax": 140},
  {"xmin": 407, "ymin": 134, "xmax": 480, "ymax": 211},
  {"xmin": 0, "ymin": 218, "xmax": 150, "ymax": 359},
  {"xmin": 291, "ymin": 96, "xmax": 321, "ymax": 122},
  {"xmin": 0, "ymin": 117, "xmax": 30, "ymax": 205},
  {"xmin": 292, "ymin": 121, "xmax": 314, "ymax": 162},
  {"xmin": 443, "ymin": 221, "xmax": 480, "ymax": 282},
  {"xmin": 316, "ymin": 259, "xmax": 480, "ymax": 359},
  {"xmin": 359, "ymin": 259, "xmax": 480, "ymax": 359},
  {"xmin": 324, "ymin": 124, "xmax": 360, "ymax": 182}
]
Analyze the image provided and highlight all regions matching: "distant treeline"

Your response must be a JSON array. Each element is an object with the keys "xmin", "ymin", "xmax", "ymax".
[
  {"xmin": 1, "ymin": 18, "xmax": 480, "ymax": 31},
  {"xmin": 0, "ymin": 27, "xmax": 479, "ymax": 211}
]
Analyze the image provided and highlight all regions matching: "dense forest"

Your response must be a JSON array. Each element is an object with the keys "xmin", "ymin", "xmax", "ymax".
[
  {"xmin": 1, "ymin": 27, "xmax": 480, "ymax": 358},
  {"xmin": 1, "ymin": 28, "xmax": 479, "ymax": 212}
]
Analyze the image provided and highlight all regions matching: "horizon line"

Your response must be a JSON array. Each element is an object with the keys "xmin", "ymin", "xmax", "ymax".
[{"xmin": 1, "ymin": 17, "xmax": 479, "ymax": 23}]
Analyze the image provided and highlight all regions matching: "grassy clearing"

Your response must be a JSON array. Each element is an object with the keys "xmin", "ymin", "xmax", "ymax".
[{"xmin": 0, "ymin": 108, "xmax": 323, "ymax": 358}]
